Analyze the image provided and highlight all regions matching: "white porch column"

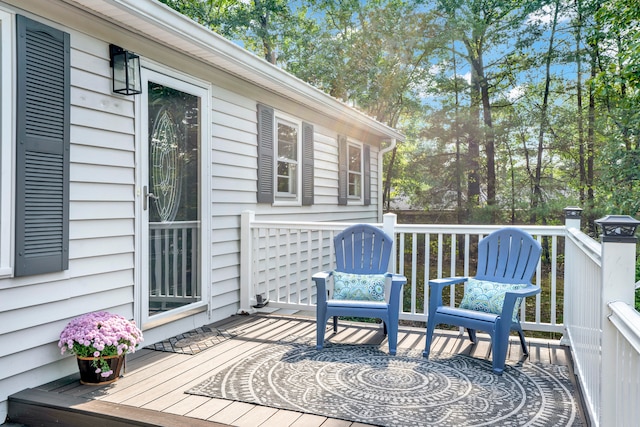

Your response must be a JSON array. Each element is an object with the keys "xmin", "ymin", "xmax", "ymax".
[
  {"xmin": 564, "ymin": 206, "xmax": 583, "ymax": 230},
  {"xmin": 597, "ymin": 215, "xmax": 639, "ymax": 426},
  {"xmin": 239, "ymin": 210, "xmax": 256, "ymax": 315},
  {"xmin": 383, "ymin": 212, "xmax": 398, "ymax": 273},
  {"xmin": 561, "ymin": 207, "xmax": 582, "ymax": 346}
]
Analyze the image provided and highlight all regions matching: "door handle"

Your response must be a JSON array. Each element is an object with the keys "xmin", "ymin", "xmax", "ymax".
[{"xmin": 143, "ymin": 186, "xmax": 158, "ymax": 211}]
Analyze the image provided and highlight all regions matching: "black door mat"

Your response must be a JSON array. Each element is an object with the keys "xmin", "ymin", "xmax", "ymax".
[{"xmin": 146, "ymin": 326, "xmax": 237, "ymax": 355}]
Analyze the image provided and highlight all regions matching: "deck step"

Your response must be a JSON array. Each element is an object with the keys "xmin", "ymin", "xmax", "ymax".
[{"xmin": 8, "ymin": 388, "xmax": 229, "ymax": 427}]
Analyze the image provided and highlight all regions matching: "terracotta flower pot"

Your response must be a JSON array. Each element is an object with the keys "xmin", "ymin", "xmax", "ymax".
[{"xmin": 76, "ymin": 354, "xmax": 124, "ymax": 385}]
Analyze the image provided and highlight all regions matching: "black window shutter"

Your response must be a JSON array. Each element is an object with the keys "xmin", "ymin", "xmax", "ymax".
[
  {"xmin": 363, "ymin": 144, "xmax": 371, "ymax": 206},
  {"xmin": 15, "ymin": 15, "xmax": 70, "ymax": 277},
  {"xmin": 301, "ymin": 122, "xmax": 314, "ymax": 206},
  {"xmin": 256, "ymin": 104, "xmax": 274, "ymax": 203},
  {"xmin": 337, "ymin": 135, "xmax": 347, "ymax": 205}
]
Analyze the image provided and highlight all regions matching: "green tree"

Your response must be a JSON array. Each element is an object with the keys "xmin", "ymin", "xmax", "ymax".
[
  {"xmin": 160, "ymin": 0, "xmax": 640, "ymax": 225},
  {"xmin": 158, "ymin": 0, "xmax": 315, "ymax": 64},
  {"xmin": 435, "ymin": 0, "xmax": 542, "ymax": 211},
  {"xmin": 593, "ymin": 0, "xmax": 640, "ymax": 216}
]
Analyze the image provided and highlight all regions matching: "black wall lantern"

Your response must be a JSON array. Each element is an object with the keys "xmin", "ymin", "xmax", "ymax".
[{"xmin": 109, "ymin": 44, "xmax": 142, "ymax": 95}]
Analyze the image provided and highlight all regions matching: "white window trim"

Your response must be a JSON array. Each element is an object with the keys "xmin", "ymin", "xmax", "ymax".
[
  {"xmin": 0, "ymin": 9, "xmax": 15, "ymax": 277},
  {"xmin": 347, "ymin": 140, "xmax": 364, "ymax": 204},
  {"xmin": 273, "ymin": 112, "xmax": 302, "ymax": 206}
]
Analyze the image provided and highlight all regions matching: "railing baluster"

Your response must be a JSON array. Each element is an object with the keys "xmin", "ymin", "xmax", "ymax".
[
  {"xmin": 410, "ymin": 232, "xmax": 417, "ymax": 316},
  {"xmin": 424, "ymin": 233, "xmax": 430, "ymax": 316},
  {"xmin": 152, "ymin": 227, "xmax": 159, "ymax": 296},
  {"xmin": 550, "ymin": 234, "xmax": 557, "ymax": 325},
  {"xmin": 181, "ymin": 227, "xmax": 187, "ymax": 296},
  {"xmin": 276, "ymin": 229, "xmax": 282, "ymax": 302},
  {"xmin": 437, "ymin": 233, "xmax": 443, "ymax": 281},
  {"xmin": 171, "ymin": 228, "xmax": 178, "ymax": 297},
  {"xmin": 285, "ymin": 229, "xmax": 291, "ymax": 304},
  {"xmin": 450, "ymin": 232, "xmax": 456, "ymax": 277},
  {"xmin": 162, "ymin": 229, "xmax": 169, "ymax": 297},
  {"xmin": 306, "ymin": 230, "xmax": 312, "ymax": 305},
  {"xmin": 463, "ymin": 234, "xmax": 470, "ymax": 277},
  {"xmin": 398, "ymin": 232, "xmax": 405, "ymax": 277}
]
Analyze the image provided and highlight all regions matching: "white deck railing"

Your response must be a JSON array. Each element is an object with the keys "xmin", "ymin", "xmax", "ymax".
[
  {"xmin": 563, "ymin": 223, "xmax": 640, "ymax": 426},
  {"xmin": 392, "ymin": 222, "xmax": 565, "ymax": 332},
  {"xmin": 240, "ymin": 211, "xmax": 566, "ymax": 332},
  {"xmin": 563, "ymin": 227, "xmax": 603, "ymax": 425},
  {"xmin": 239, "ymin": 209, "xmax": 640, "ymax": 426},
  {"xmin": 607, "ymin": 301, "xmax": 640, "ymax": 425},
  {"xmin": 149, "ymin": 221, "xmax": 200, "ymax": 308}
]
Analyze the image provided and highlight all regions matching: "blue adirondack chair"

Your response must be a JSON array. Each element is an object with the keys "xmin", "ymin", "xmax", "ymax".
[
  {"xmin": 313, "ymin": 224, "xmax": 407, "ymax": 354},
  {"xmin": 423, "ymin": 227, "xmax": 542, "ymax": 374}
]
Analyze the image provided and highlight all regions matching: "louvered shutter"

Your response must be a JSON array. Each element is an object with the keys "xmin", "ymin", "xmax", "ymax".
[
  {"xmin": 301, "ymin": 122, "xmax": 314, "ymax": 206},
  {"xmin": 337, "ymin": 135, "xmax": 347, "ymax": 205},
  {"xmin": 256, "ymin": 104, "xmax": 274, "ymax": 203},
  {"xmin": 15, "ymin": 15, "xmax": 70, "ymax": 276},
  {"xmin": 363, "ymin": 144, "xmax": 371, "ymax": 206}
]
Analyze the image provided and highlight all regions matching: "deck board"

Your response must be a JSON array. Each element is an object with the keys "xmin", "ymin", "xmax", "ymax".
[
  {"xmin": 17, "ymin": 312, "xmax": 581, "ymax": 427},
  {"xmin": 185, "ymin": 397, "xmax": 234, "ymax": 420}
]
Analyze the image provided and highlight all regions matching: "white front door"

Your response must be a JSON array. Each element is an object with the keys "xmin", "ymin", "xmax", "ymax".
[{"xmin": 137, "ymin": 68, "xmax": 209, "ymax": 329}]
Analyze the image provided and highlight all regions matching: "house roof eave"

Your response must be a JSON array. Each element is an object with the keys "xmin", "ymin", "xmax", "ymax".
[{"xmin": 61, "ymin": 0, "xmax": 405, "ymax": 142}]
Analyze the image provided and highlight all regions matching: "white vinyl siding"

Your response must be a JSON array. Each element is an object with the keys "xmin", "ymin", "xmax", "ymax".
[{"xmin": 0, "ymin": 22, "xmax": 137, "ymax": 416}]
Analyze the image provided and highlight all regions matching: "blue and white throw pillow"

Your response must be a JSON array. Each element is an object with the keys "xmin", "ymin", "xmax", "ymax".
[
  {"xmin": 332, "ymin": 271, "xmax": 386, "ymax": 302},
  {"xmin": 459, "ymin": 278, "xmax": 527, "ymax": 322}
]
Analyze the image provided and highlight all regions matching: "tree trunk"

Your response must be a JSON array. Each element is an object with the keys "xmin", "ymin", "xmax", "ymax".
[
  {"xmin": 587, "ymin": 40, "xmax": 597, "ymax": 233},
  {"xmin": 575, "ymin": 0, "xmax": 586, "ymax": 205},
  {"xmin": 479, "ymin": 72, "xmax": 496, "ymax": 209},
  {"xmin": 254, "ymin": 0, "xmax": 276, "ymax": 64},
  {"xmin": 383, "ymin": 145, "xmax": 397, "ymax": 211},
  {"xmin": 467, "ymin": 72, "xmax": 481, "ymax": 211},
  {"xmin": 532, "ymin": 0, "xmax": 560, "ymax": 224}
]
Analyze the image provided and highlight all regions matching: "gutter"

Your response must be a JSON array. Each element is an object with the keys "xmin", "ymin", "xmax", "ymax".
[{"xmin": 378, "ymin": 138, "xmax": 397, "ymax": 221}]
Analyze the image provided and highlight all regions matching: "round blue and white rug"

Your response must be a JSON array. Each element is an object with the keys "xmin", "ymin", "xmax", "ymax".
[{"xmin": 187, "ymin": 340, "xmax": 581, "ymax": 426}]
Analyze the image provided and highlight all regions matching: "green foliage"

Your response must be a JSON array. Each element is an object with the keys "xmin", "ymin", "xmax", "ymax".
[
  {"xmin": 162, "ymin": 0, "xmax": 640, "ymax": 223},
  {"xmin": 158, "ymin": 0, "xmax": 314, "ymax": 64}
]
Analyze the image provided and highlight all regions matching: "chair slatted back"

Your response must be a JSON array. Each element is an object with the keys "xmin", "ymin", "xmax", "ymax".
[
  {"xmin": 475, "ymin": 228, "xmax": 541, "ymax": 284},
  {"xmin": 334, "ymin": 224, "xmax": 393, "ymax": 274}
]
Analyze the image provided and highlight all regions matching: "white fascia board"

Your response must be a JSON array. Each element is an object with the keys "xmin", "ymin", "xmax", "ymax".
[{"xmin": 63, "ymin": 0, "xmax": 404, "ymax": 142}]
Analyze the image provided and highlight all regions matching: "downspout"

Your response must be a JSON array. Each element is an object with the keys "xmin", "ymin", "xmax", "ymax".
[{"xmin": 378, "ymin": 138, "xmax": 397, "ymax": 222}]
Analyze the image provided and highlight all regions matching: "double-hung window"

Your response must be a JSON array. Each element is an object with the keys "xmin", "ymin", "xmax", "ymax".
[
  {"xmin": 276, "ymin": 118, "xmax": 299, "ymax": 199},
  {"xmin": 256, "ymin": 104, "xmax": 314, "ymax": 206},
  {"xmin": 338, "ymin": 136, "xmax": 371, "ymax": 206},
  {"xmin": 347, "ymin": 142, "xmax": 362, "ymax": 199}
]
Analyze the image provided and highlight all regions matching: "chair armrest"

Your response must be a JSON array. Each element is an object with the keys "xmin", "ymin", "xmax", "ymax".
[
  {"xmin": 388, "ymin": 273, "xmax": 407, "ymax": 308},
  {"xmin": 504, "ymin": 285, "xmax": 541, "ymax": 298},
  {"xmin": 312, "ymin": 271, "xmax": 333, "ymax": 304},
  {"xmin": 427, "ymin": 277, "xmax": 469, "ymax": 315},
  {"xmin": 312, "ymin": 271, "xmax": 333, "ymax": 281},
  {"xmin": 390, "ymin": 274, "xmax": 407, "ymax": 287},
  {"xmin": 501, "ymin": 284, "xmax": 541, "ymax": 322},
  {"xmin": 428, "ymin": 277, "xmax": 468, "ymax": 298},
  {"xmin": 429, "ymin": 277, "xmax": 468, "ymax": 287},
  {"xmin": 429, "ymin": 276, "xmax": 469, "ymax": 286}
]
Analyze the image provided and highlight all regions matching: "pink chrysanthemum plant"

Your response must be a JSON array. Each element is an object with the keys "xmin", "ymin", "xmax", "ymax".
[{"xmin": 59, "ymin": 311, "xmax": 143, "ymax": 378}]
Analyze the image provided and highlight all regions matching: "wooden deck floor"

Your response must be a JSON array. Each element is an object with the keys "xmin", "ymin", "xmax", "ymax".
[{"xmin": 9, "ymin": 313, "xmax": 585, "ymax": 426}]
